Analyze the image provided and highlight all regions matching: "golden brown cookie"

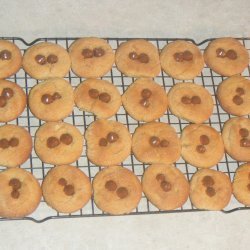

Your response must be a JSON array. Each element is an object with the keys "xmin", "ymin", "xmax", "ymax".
[
  {"xmin": 132, "ymin": 122, "xmax": 181, "ymax": 164},
  {"xmin": 42, "ymin": 165, "xmax": 92, "ymax": 213},
  {"xmin": 115, "ymin": 39, "xmax": 161, "ymax": 77},
  {"xmin": 22, "ymin": 42, "xmax": 71, "ymax": 80},
  {"xmin": 0, "ymin": 40, "xmax": 22, "ymax": 79},
  {"xmin": 69, "ymin": 37, "xmax": 115, "ymax": 78},
  {"xmin": 0, "ymin": 168, "xmax": 42, "ymax": 218},
  {"xmin": 160, "ymin": 40, "xmax": 204, "ymax": 80},
  {"xmin": 190, "ymin": 169, "xmax": 232, "ymax": 210},
  {"xmin": 222, "ymin": 117, "xmax": 250, "ymax": 162},
  {"xmin": 0, "ymin": 125, "xmax": 32, "ymax": 168},
  {"xmin": 122, "ymin": 78, "xmax": 168, "ymax": 122},
  {"xmin": 142, "ymin": 164, "xmax": 189, "ymax": 210},
  {"xmin": 168, "ymin": 82, "xmax": 214, "ymax": 123},
  {"xmin": 74, "ymin": 79, "xmax": 121, "ymax": 119},
  {"xmin": 0, "ymin": 79, "xmax": 26, "ymax": 122},
  {"xmin": 35, "ymin": 122, "xmax": 83, "ymax": 165},
  {"xmin": 181, "ymin": 124, "xmax": 224, "ymax": 168},
  {"xmin": 29, "ymin": 78, "xmax": 74, "ymax": 122},
  {"xmin": 93, "ymin": 166, "xmax": 142, "ymax": 215},
  {"xmin": 217, "ymin": 75, "xmax": 250, "ymax": 116},
  {"xmin": 204, "ymin": 38, "xmax": 249, "ymax": 76},
  {"xmin": 233, "ymin": 163, "xmax": 250, "ymax": 206},
  {"xmin": 85, "ymin": 119, "xmax": 131, "ymax": 167}
]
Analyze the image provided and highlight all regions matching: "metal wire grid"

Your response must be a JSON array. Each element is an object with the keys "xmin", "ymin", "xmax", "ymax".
[{"xmin": 0, "ymin": 37, "xmax": 249, "ymax": 223}]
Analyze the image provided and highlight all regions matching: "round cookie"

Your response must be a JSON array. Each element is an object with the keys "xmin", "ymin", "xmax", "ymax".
[
  {"xmin": 217, "ymin": 75, "xmax": 250, "ymax": 116},
  {"xmin": 74, "ymin": 79, "xmax": 121, "ymax": 119},
  {"xmin": 0, "ymin": 79, "xmax": 26, "ymax": 122},
  {"xmin": 115, "ymin": 39, "xmax": 161, "ymax": 77},
  {"xmin": 142, "ymin": 164, "xmax": 189, "ymax": 210},
  {"xmin": 233, "ymin": 163, "xmax": 250, "ymax": 206},
  {"xmin": 0, "ymin": 168, "xmax": 41, "ymax": 218},
  {"xmin": 0, "ymin": 125, "xmax": 32, "ymax": 168},
  {"xmin": 132, "ymin": 122, "xmax": 181, "ymax": 164},
  {"xmin": 22, "ymin": 42, "xmax": 71, "ymax": 80},
  {"xmin": 29, "ymin": 78, "xmax": 74, "ymax": 122},
  {"xmin": 122, "ymin": 78, "xmax": 168, "ymax": 122},
  {"xmin": 35, "ymin": 122, "xmax": 83, "ymax": 165},
  {"xmin": 222, "ymin": 117, "xmax": 250, "ymax": 162},
  {"xmin": 160, "ymin": 40, "xmax": 204, "ymax": 80},
  {"xmin": 181, "ymin": 124, "xmax": 224, "ymax": 168},
  {"xmin": 69, "ymin": 37, "xmax": 115, "ymax": 78},
  {"xmin": 42, "ymin": 165, "xmax": 92, "ymax": 213},
  {"xmin": 168, "ymin": 82, "xmax": 214, "ymax": 123},
  {"xmin": 204, "ymin": 37, "xmax": 249, "ymax": 76},
  {"xmin": 93, "ymin": 166, "xmax": 142, "ymax": 215},
  {"xmin": 0, "ymin": 40, "xmax": 22, "ymax": 79},
  {"xmin": 190, "ymin": 169, "xmax": 232, "ymax": 210},
  {"xmin": 85, "ymin": 119, "xmax": 131, "ymax": 166}
]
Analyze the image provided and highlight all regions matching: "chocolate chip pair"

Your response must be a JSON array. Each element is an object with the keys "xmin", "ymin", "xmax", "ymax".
[
  {"xmin": 129, "ymin": 51, "xmax": 149, "ymax": 63},
  {"xmin": 99, "ymin": 132, "xmax": 119, "ymax": 146},
  {"xmin": 88, "ymin": 88, "xmax": 111, "ymax": 103},
  {"xmin": 47, "ymin": 133, "xmax": 73, "ymax": 148},
  {"xmin": 156, "ymin": 173, "xmax": 171, "ymax": 192},
  {"xmin": 149, "ymin": 136, "xmax": 169, "ymax": 148},
  {"xmin": 139, "ymin": 88, "xmax": 152, "ymax": 108},
  {"xmin": 173, "ymin": 50, "xmax": 193, "ymax": 62},
  {"xmin": 9, "ymin": 178, "xmax": 22, "ymax": 199},
  {"xmin": 82, "ymin": 47, "xmax": 105, "ymax": 58},
  {"xmin": 0, "ymin": 137, "xmax": 19, "ymax": 149},
  {"xmin": 105, "ymin": 180, "xmax": 129, "ymax": 199},
  {"xmin": 41, "ymin": 92, "xmax": 62, "ymax": 105},
  {"xmin": 233, "ymin": 87, "xmax": 245, "ymax": 106},
  {"xmin": 202, "ymin": 175, "xmax": 216, "ymax": 197},
  {"xmin": 216, "ymin": 48, "xmax": 237, "ymax": 60},
  {"xmin": 58, "ymin": 177, "xmax": 75, "ymax": 196},
  {"xmin": 0, "ymin": 87, "xmax": 14, "ymax": 108},
  {"xmin": 239, "ymin": 128, "xmax": 250, "ymax": 147},
  {"xmin": 181, "ymin": 95, "xmax": 201, "ymax": 105},
  {"xmin": 35, "ymin": 54, "xmax": 58, "ymax": 65},
  {"xmin": 196, "ymin": 135, "xmax": 210, "ymax": 154}
]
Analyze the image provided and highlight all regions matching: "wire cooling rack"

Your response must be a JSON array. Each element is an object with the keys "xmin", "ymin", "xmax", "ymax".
[{"xmin": 0, "ymin": 37, "xmax": 250, "ymax": 223}]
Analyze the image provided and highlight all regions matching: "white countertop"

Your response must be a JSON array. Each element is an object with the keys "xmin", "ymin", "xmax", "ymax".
[{"xmin": 0, "ymin": 0, "xmax": 250, "ymax": 249}]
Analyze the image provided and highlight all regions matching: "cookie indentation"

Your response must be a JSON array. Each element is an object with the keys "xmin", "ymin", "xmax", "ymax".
[
  {"xmin": 202, "ymin": 176, "xmax": 214, "ymax": 187},
  {"xmin": 181, "ymin": 96, "xmax": 191, "ymax": 104},
  {"xmin": 239, "ymin": 128, "xmax": 249, "ymax": 138},
  {"xmin": 58, "ymin": 178, "xmax": 67, "ymax": 186},
  {"xmin": 236, "ymin": 87, "xmax": 245, "ymax": 96},
  {"xmin": 191, "ymin": 96, "xmax": 201, "ymax": 104},
  {"xmin": 11, "ymin": 189, "xmax": 20, "ymax": 199},
  {"xmin": 9, "ymin": 178, "xmax": 22, "ymax": 190},
  {"xmin": 200, "ymin": 135, "xmax": 210, "ymax": 145},
  {"xmin": 156, "ymin": 173, "xmax": 165, "ymax": 182},
  {"xmin": 105, "ymin": 180, "xmax": 117, "ymax": 191},
  {"xmin": 116, "ymin": 187, "xmax": 128, "ymax": 199},
  {"xmin": 196, "ymin": 145, "xmax": 206, "ymax": 153},
  {"xmin": 0, "ymin": 49, "xmax": 12, "ymax": 60},
  {"xmin": 99, "ymin": 138, "xmax": 108, "ymax": 147},
  {"xmin": 160, "ymin": 139, "xmax": 169, "ymax": 147},
  {"xmin": 139, "ymin": 98, "xmax": 150, "ymax": 108},
  {"xmin": 161, "ymin": 181, "xmax": 172, "ymax": 192},
  {"xmin": 206, "ymin": 186, "xmax": 216, "ymax": 197},
  {"xmin": 141, "ymin": 88, "xmax": 152, "ymax": 99},
  {"xmin": 240, "ymin": 138, "xmax": 250, "ymax": 147},
  {"xmin": 64, "ymin": 184, "xmax": 75, "ymax": 196},
  {"xmin": 233, "ymin": 95, "xmax": 243, "ymax": 105},
  {"xmin": 93, "ymin": 48, "xmax": 105, "ymax": 57}
]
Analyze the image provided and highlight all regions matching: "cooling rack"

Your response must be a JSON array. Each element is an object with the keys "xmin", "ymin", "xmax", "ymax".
[{"xmin": 0, "ymin": 37, "xmax": 249, "ymax": 223}]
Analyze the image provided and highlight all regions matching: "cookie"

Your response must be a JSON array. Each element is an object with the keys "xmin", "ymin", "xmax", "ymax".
[
  {"xmin": 115, "ymin": 39, "xmax": 161, "ymax": 77},
  {"xmin": 233, "ymin": 163, "xmax": 250, "ymax": 206},
  {"xmin": 74, "ymin": 79, "xmax": 121, "ymax": 119},
  {"xmin": 0, "ymin": 79, "xmax": 26, "ymax": 122},
  {"xmin": 204, "ymin": 38, "xmax": 249, "ymax": 76},
  {"xmin": 122, "ymin": 78, "xmax": 168, "ymax": 122},
  {"xmin": 132, "ymin": 122, "xmax": 181, "ymax": 164},
  {"xmin": 35, "ymin": 122, "xmax": 83, "ymax": 165},
  {"xmin": 69, "ymin": 37, "xmax": 115, "ymax": 78},
  {"xmin": 142, "ymin": 164, "xmax": 189, "ymax": 210},
  {"xmin": 0, "ymin": 40, "xmax": 22, "ymax": 79},
  {"xmin": 42, "ymin": 165, "xmax": 92, "ymax": 213},
  {"xmin": 190, "ymin": 169, "xmax": 232, "ymax": 210},
  {"xmin": 85, "ymin": 119, "xmax": 131, "ymax": 166},
  {"xmin": 168, "ymin": 82, "xmax": 214, "ymax": 123},
  {"xmin": 93, "ymin": 166, "xmax": 142, "ymax": 215},
  {"xmin": 181, "ymin": 124, "xmax": 224, "ymax": 168},
  {"xmin": 29, "ymin": 78, "xmax": 74, "ymax": 122},
  {"xmin": 222, "ymin": 117, "xmax": 250, "ymax": 162},
  {"xmin": 0, "ymin": 125, "xmax": 32, "ymax": 168},
  {"xmin": 22, "ymin": 42, "xmax": 71, "ymax": 80},
  {"xmin": 0, "ymin": 168, "xmax": 41, "ymax": 218},
  {"xmin": 217, "ymin": 75, "xmax": 250, "ymax": 116},
  {"xmin": 160, "ymin": 40, "xmax": 204, "ymax": 80}
]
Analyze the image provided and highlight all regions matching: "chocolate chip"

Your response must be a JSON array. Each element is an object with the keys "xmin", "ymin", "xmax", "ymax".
[
  {"xmin": 202, "ymin": 176, "xmax": 214, "ymax": 187},
  {"xmin": 206, "ymin": 186, "xmax": 216, "ymax": 197},
  {"xmin": 88, "ymin": 88, "xmax": 99, "ymax": 99},
  {"xmin": 105, "ymin": 180, "xmax": 117, "ymax": 191},
  {"xmin": 236, "ymin": 87, "xmax": 245, "ymax": 96},
  {"xmin": 248, "ymin": 173, "xmax": 250, "ymax": 180},
  {"xmin": 64, "ymin": 184, "xmax": 75, "ymax": 196},
  {"xmin": 181, "ymin": 96, "xmax": 191, "ymax": 104},
  {"xmin": 52, "ymin": 92, "xmax": 61, "ymax": 100},
  {"xmin": 226, "ymin": 49, "xmax": 237, "ymax": 60},
  {"xmin": 150, "ymin": 136, "xmax": 161, "ymax": 147},
  {"xmin": 173, "ymin": 52, "xmax": 184, "ymax": 62},
  {"xmin": 240, "ymin": 138, "xmax": 250, "ymax": 147},
  {"xmin": 107, "ymin": 132, "xmax": 119, "ymax": 143},
  {"xmin": 60, "ymin": 133, "xmax": 73, "ymax": 145},
  {"xmin": 11, "ymin": 190, "xmax": 20, "ymax": 199},
  {"xmin": 47, "ymin": 54, "xmax": 58, "ymax": 64},
  {"xmin": 9, "ymin": 178, "xmax": 21, "ymax": 190},
  {"xmin": 139, "ymin": 98, "xmax": 150, "ymax": 108},
  {"xmin": 160, "ymin": 139, "xmax": 169, "ymax": 147},
  {"xmin": 47, "ymin": 137, "xmax": 60, "ymax": 148},
  {"xmin": 2, "ymin": 88, "xmax": 14, "ymax": 99},
  {"xmin": 191, "ymin": 96, "xmax": 201, "ymax": 104},
  {"xmin": 9, "ymin": 137, "xmax": 19, "ymax": 147},
  {"xmin": 160, "ymin": 181, "xmax": 172, "ymax": 192},
  {"xmin": 82, "ymin": 48, "xmax": 93, "ymax": 58},
  {"xmin": 0, "ymin": 96, "xmax": 7, "ymax": 108},
  {"xmin": 233, "ymin": 95, "xmax": 243, "ymax": 105},
  {"xmin": 156, "ymin": 173, "xmax": 165, "ymax": 182},
  {"xmin": 141, "ymin": 88, "xmax": 152, "ymax": 99},
  {"xmin": 196, "ymin": 145, "xmax": 206, "ymax": 153},
  {"xmin": 183, "ymin": 50, "xmax": 193, "ymax": 61},
  {"xmin": 93, "ymin": 48, "xmax": 105, "ymax": 57},
  {"xmin": 99, "ymin": 92, "xmax": 111, "ymax": 103},
  {"xmin": 200, "ymin": 135, "xmax": 210, "ymax": 145},
  {"xmin": 216, "ymin": 48, "xmax": 226, "ymax": 58},
  {"xmin": 0, "ymin": 138, "xmax": 9, "ymax": 149},
  {"xmin": 99, "ymin": 138, "xmax": 108, "ymax": 147},
  {"xmin": 35, "ymin": 54, "xmax": 46, "ymax": 65},
  {"xmin": 239, "ymin": 128, "xmax": 249, "ymax": 138},
  {"xmin": 138, "ymin": 53, "xmax": 149, "ymax": 63},
  {"xmin": 0, "ymin": 50, "xmax": 12, "ymax": 60},
  {"xmin": 116, "ymin": 187, "xmax": 128, "ymax": 199},
  {"xmin": 247, "ymin": 183, "xmax": 250, "ymax": 191},
  {"xmin": 128, "ymin": 51, "xmax": 138, "ymax": 60},
  {"xmin": 58, "ymin": 178, "xmax": 67, "ymax": 186},
  {"xmin": 41, "ymin": 94, "xmax": 53, "ymax": 105}
]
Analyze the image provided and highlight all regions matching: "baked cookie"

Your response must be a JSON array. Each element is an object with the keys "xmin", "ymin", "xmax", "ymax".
[
  {"xmin": 29, "ymin": 78, "xmax": 74, "ymax": 122},
  {"xmin": 0, "ymin": 125, "xmax": 32, "ymax": 168},
  {"xmin": 217, "ymin": 75, "xmax": 250, "ymax": 116},
  {"xmin": 222, "ymin": 117, "xmax": 250, "ymax": 162},
  {"xmin": 142, "ymin": 164, "xmax": 189, "ymax": 210},
  {"xmin": 93, "ymin": 166, "xmax": 142, "ymax": 215},
  {"xmin": 35, "ymin": 122, "xmax": 83, "ymax": 165},
  {"xmin": 160, "ymin": 40, "xmax": 204, "ymax": 80},
  {"xmin": 122, "ymin": 78, "xmax": 168, "ymax": 122},
  {"xmin": 85, "ymin": 119, "xmax": 131, "ymax": 166},
  {"xmin": 69, "ymin": 37, "xmax": 114, "ymax": 78},
  {"xmin": 0, "ymin": 40, "xmax": 22, "ymax": 79},
  {"xmin": 22, "ymin": 42, "xmax": 71, "ymax": 80},
  {"xmin": 204, "ymin": 38, "xmax": 249, "ymax": 76},
  {"xmin": 115, "ymin": 39, "xmax": 161, "ymax": 77},
  {"xmin": 132, "ymin": 122, "xmax": 181, "ymax": 164},
  {"xmin": 0, "ymin": 79, "xmax": 26, "ymax": 122},
  {"xmin": 190, "ymin": 169, "xmax": 232, "ymax": 210},
  {"xmin": 74, "ymin": 79, "xmax": 121, "ymax": 119},
  {"xmin": 42, "ymin": 165, "xmax": 92, "ymax": 213},
  {"xmin": 168, "ymin": 82, "xmax": 214, "ymax": 123},
  {"xmin": 0, "ymin": 168, "xmax": 41, "ymax": 218},
  {"xmin": 181, "ymin": 124, "xmax": 224, "ymax": 168},
  {"xmin": 233, "ymin": 163, "xmax": 250, "ymax": 206}
]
